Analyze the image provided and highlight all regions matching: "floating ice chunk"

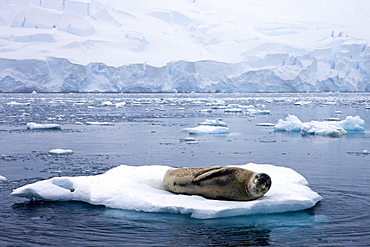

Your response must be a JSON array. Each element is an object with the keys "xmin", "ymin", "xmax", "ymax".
[
  {"xmin": 180, "ymin": 137, "xmax": 199, "ymax": 144},
  {"xmin": 101, "ymin": 101, "xmax": 113, "ymax": 106},
  {"xmin": 224, "ymin": 108, "xmax": 242, "ymax": 113},
  {"xmin": 7, "ymin": 101, "xmax": 30, "ymax": 106},
  {"xmin": 274, "ymin": 115, "xmax": 303, "ymax": 132},
  {"xmin": 115, "ymin": 102, "xmax": 126, "ymax": 107},
  {"xmin": 334, "ymin": 116, "xmax": 365, "ymax": 131},
  {"xmin": 48, "ymin": 149, "xmax": 74, "ymax": 155},
  {"xmin": 11, "ymin": 164, "xmax": 322, "ymax": 219},
  {"xmin": 0, "ymin": 175, "xmax": 7, "ymax": 181},
  {"xmin": 256, "ymin": 123, "xmax": 275, "ymax": 127},
  {"xmin": 26, "ymin": 122, "xmax": 61, "ymax": 130},
  {"xmin": 200, "ymin": 108, "xmax": 213, "ymax": 113},
  {"xmin": 182, "ymin": 125, "xmax": 230, "ymax": 134},
  {"xmin": 199, "ymin": 119, "xmax": 228, "ymax": 127},
  {"xmin": 247, "ymin": 109, "xmax": 270, "ymax": 115},
  {"xmin": 347, "ymin": 150, "xmax": 370, "ymax": 155},
  {"xmin": 180, "ymin": 137, "xmax": 196, "ymax": 142},
  {"xmin": 274, "ymin": 115, "xmax": 365, "ymax": 137},
  {"xmin": 301, "ymin": 122, "xmax": 347, "ymax": 137},
  {"xmin": 294, "ymin": 101, "xmax": 312, "ymax": 106},
  {"xmin": 324, "ymin": 117, "xmax": 341, "ymax": 121},
  {"xmin": 228, "ymin": 104, "xmax": 240, "ymax": 108},
  {"xmin": 86, "ymin": 121, "xmax": 114, "ymax": 126},
  {"xmin": 211, "ymin": 105, "xmax": 227, "ymax": 109},
  {"xmin": 186, "ymin": 140, "xmax": 199, "ymax": 144}
]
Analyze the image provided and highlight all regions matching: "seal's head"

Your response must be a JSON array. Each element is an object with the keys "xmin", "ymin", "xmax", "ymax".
[{"xmin": 248, "ymin": 173, "xmax": 272, "ymax": 198}]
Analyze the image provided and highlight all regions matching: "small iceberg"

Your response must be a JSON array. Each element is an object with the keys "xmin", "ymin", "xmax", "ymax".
[
  {"xmin": 347, "ymin": 149, "xmax": 370, "ymax": 156},
  {"xmin": 179, "ymin": 137, "xmax": 198, "ymax": 144},
  {"xmin": 48, "ymin": 149, "xmax": 74, "ymax": 155},
  {"xmin": 224, "ymin": 108, "xmax": 243, "ymax": 113},
  {"xmin": 274, "ymin": 115, "xmax": 365, "ymax": 137},
  {"xmin": 27, "ymin": 122, "xmax": 61, "ymax": 130},
  {"xmin": 11, "ymin": 164, "xmax": 322, "ymax": 219},
  {"xmin": 199, "ymin": 119, "xmax": 228, "ymax": 127},
  {"xmin": 86, "ymin": 121, "xmax": 115, "ymax": 126},
  {"xmin": 247, "ymin": 109, "xmax": 270, "ymax": 115},
  {"xmin": 0, "ymin": 175, "xmax": 7, "ymax": 181},
  {"xmin": 7, "ymin": 101, "xmax": 31, "ymax": 106},
  {"xmin": 101, "ymin": 101, "xmax": 113, "ymax": 106},
  {"xmin": 115, "ymin": 102, "xmax": 126, "ymax": 108},
  {"xmin": 256, "ymin": 123, "xmax": 275, "ymax": 127},
  {"xmin": 182, "ymin": 125, "xmax": 230, "ymax": 135}
]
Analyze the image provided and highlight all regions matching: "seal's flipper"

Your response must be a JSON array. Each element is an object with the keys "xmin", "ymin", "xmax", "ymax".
[{"xmin": 193, "ymin": 167, "xmax": 233, "ymax": 182}]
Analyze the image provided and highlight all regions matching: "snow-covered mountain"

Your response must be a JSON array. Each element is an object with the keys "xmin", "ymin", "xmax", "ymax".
[{"xmin": 1, "ymin": 0, "xmax": 370, "ymax": 92}]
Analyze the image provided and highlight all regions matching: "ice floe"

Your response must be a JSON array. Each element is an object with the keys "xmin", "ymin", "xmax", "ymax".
[
  {"xmin": 347, "ymin": 149, "xmax": 370, "ymax": 155},
  {"xmin": 26, "ymin": 122, "xmax": 61, "ymax": 130},
  {"xmin": 256, "ymin": 123, "xmax": 276, "ymax": 127},
  {"xmin": 48, "ymin": 149, "xmax": 74, "ymax": 155},
  {"xmin": 182, "ymin": 125, "xmax": 230, "ymax": 135},
  {"xmin": 199, "ymin": 119, "xmax": 228, "ymax": 127},
  {"xmin": 274, "ymin": 115, "xmax": 365, "ymax": 137},
  {"xmin": 115, "ymin": 102, "xmax": 126, "ymax": 108},
  {"xmin": 247, "ymin": 109, "xmax": 270, "ymax": 115},
  {"xmin": 6, "ymin": 101, "xmax": 31, "ymax": 106},
  {"xmin": 86, "ymin": 121, "xmax": 115, "ymax": 126},
  {"xmin": 11, "ymin": 164, "xmax": 322, "ymax": 219},
  {"xmin": 0, "ymin": 175, "xmax": 7, "ymax": 181},
  {"xmin": 224, "ymin": 108, "xmax": 243, "ymax": 113}
]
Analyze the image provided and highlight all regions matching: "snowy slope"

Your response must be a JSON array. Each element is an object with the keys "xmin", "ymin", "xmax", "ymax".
[{"xmin": 0, "ymin": 0, "xmax": 370, "ymax": 92}]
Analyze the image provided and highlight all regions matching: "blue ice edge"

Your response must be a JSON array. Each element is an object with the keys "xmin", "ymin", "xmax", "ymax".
[{"xmin": 11, "ymin": 164, "xmax": 322, "ymax": 219}]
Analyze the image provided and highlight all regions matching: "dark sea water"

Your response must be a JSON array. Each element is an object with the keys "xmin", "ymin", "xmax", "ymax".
[{"xmin": 0, "ymin": 92, "xmax": 369, "ymax": 246}]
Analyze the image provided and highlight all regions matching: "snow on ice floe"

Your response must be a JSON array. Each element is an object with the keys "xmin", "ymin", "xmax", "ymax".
[
  {"xmin": 48, "ymin": 149, "xmax": 74, "ymax": 155},
  {"xmin": 274, "ymin": 115, "xmax": 365, "ymax": 137},
  {"xmin": 11, "ymin": 164, "xmax": 322, "ymax": 219},
  {"xmin": 26, "ymin": 122, "xmax": 61, "ymax": 130}
]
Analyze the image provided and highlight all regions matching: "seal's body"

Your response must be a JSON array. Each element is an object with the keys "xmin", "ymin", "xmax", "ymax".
[{"xmin": 163, "ymin": 166, "xmax": 271, "ymax": 201}]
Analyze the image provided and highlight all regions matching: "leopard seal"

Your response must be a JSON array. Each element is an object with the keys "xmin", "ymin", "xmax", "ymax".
[{"xmin": 163, "ymin": 166, "xmax": 271, "ymax": 201}]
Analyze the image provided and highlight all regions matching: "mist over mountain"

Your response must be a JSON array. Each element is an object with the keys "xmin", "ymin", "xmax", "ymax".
[{"xmin": 1, "ymin": 0, "xmax": 370, "ymax": 92}]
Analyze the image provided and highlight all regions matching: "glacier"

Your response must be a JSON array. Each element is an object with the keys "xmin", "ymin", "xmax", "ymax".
[{"xmin": 0, "ymin": 0, "xmax": 370, "ymax": 93}]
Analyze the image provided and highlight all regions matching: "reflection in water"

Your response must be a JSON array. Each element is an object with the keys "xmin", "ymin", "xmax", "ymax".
[
  {"xmin": 101, "ymin": 207, "xmax": 326, "ymax": 246},
  {"xmin": 5, "ymin": 199, "xmax": 329, "ymax": 246}
]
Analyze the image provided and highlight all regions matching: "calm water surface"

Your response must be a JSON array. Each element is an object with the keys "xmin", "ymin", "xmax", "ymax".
[{"xmin": 0, "ymin": 93, "xmax": 369, "ymax": 246}]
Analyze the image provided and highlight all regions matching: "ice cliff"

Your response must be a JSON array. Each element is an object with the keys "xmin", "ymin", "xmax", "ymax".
[{"xmin": 0, "ymin": 0, "xmax": 370, "ymax": 93}]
